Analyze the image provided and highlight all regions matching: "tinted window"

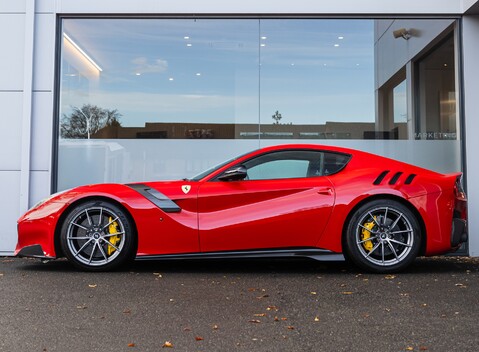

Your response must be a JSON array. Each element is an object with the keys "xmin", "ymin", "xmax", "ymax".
[
  {"xmin": 239, "ymin": 150, "xmax": 350, "ymax": 180},
  {"xmin": 323, "ymin": 153, "xmax": 351, "ymax": 175}
]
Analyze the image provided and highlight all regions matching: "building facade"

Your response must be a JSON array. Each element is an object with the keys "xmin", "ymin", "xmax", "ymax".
[{"xmin": 1, "ymin": 0, "xmax": 479, "ymax": 256}]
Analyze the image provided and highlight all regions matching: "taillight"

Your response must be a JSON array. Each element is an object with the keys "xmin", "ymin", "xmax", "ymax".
[
  {"xmin": 454, "ymin": 175, "xmax": 467, "ymax": 220},
  {"xmin": 454, "ymin": 175, "xmax": 466, "ymax": 199}
]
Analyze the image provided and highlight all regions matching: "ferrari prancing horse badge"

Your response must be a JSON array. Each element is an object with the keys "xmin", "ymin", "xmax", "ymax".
[{"xmin": 181, "ymin": 185, "xmax": 191, "ymax": 194}]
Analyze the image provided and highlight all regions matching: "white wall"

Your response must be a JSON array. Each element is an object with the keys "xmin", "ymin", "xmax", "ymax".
[
  {"xmin": 0, "ymin": 2, "xmax": 27, "ymax": 254},
  {"xmin": 463, "ymin": 15, "xmax": 479, "ymax": 256},
  {"xmin": 1, "ymin": 0, "xmax": 478, "ymax": 254}
]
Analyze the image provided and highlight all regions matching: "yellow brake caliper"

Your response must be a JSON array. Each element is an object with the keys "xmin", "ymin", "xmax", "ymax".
[
  {"xmin": 107, "ymin": 216, "xmax": 121, "ymax": 256},
  {"xmin": 361, "ymin": 217, "xmax": 376, "ymax": 252}
]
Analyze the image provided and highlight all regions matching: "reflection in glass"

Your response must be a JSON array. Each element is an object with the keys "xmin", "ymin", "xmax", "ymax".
[
  {"xmin": 259, "ymin": 20, "xmax": 375, "ymax": 140},
  {"xmin": 56, "ymin": 18, "xmax": 462, "ymax": 190},
  {"xmin": 416, "ymin": 33, "xmax": 456, "ymax": 140},
  {"xmin": 60, "ymin": 19, "xmax": 260, "ymax": 140}
]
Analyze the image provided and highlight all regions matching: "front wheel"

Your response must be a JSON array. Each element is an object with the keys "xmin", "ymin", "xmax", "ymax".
[
  {"xmin": 344, "ymin": 199, "xmax": 421, "ymax": 273},
  {"xmin": 60, "ymin": 200, "xmax": 136, "ymax": 271}
]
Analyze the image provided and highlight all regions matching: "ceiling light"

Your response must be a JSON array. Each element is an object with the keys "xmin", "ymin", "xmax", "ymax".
[
  {"xmin": 135, "ymin": 73, "xmax": 141, "ymax": 76},
  {"xmin": 196, "ymin": 73, "xmax": 201, "ymax": 76},
  {"xmin": 186, "ymin": 43, "xmax": 192, "ymax": 47},
  {"xmin": 261, "ymin": 36, "xmax": 267, "ymax": 40},
  {"xmin": 338, "ymin": 36, "xmax": 344, "ymax": 40},
  {"xmin": 260, "ymin": 43, "xmax": 266, "ymax": 47},
  {"xmin": 334, "ymin": 44, "xmax": 340, "ymax": 47},
  {"xmin": 63, "ymin": 33, "xmax": 103, "ymax": 72},
  {"xmin": 169, "ymin": 77, "xmax": 174, "ymax": 81},
  {"xmin": 184, "ymin": 36, "xmax": 190, "ymax": 39}
]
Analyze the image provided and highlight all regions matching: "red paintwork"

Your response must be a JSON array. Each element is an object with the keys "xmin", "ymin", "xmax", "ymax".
[{"xmin": 15, "ymin": 144, "xmax": 465, "ymax": 259}]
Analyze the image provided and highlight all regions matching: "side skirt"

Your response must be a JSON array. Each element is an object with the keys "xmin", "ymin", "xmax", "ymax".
[{"xmin": 135, "ymin": 248, "xmax": 345, "ymax": 262}]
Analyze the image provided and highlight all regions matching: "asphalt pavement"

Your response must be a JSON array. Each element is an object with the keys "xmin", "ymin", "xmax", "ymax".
[{"xmin": 1, "ymin": 256, "xmax": 478, "ymax": 352}]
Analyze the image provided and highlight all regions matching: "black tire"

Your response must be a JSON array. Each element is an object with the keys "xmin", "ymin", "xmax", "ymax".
[
  {"xmin": 60, "ymin": 200, "xmax": 136, "ymax": 271},
  {"xmin": 344, "ymin": 199, "xmax": 421, "ymax": 273}
]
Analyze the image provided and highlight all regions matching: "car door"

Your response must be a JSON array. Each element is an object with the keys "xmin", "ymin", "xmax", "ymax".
[{"xmin": 197, "ymin": 150, "xmax": 336, "ymax": 252}]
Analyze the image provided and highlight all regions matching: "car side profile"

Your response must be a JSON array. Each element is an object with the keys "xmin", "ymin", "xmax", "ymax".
[{"xmin": 15, "ymin": 144, "xmax": 468, "ymax": 273}]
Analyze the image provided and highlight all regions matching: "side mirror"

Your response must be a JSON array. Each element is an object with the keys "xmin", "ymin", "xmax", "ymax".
[{"xmin": 217, "ymin": 165, "xmax": 248, "ymax": 181}]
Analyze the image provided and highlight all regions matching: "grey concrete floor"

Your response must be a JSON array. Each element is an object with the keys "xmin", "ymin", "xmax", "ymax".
[{"xmin": 1, "ymin": 256, "xmax": 478, "ymax": 352}]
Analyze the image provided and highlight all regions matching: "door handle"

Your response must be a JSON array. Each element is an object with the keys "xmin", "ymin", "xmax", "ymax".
[{"xmin": 317, "ymin": 187, "xmax": 333, "ymax": 196}]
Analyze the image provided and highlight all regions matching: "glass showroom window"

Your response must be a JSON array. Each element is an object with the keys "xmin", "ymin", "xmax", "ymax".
[
  {"xmin": 57, "ymin": 19, "xmax": 261, "ymax": 190},
  {"xmin": 56, "ymin": 18, "xmax": 462, "ymax": 191}
]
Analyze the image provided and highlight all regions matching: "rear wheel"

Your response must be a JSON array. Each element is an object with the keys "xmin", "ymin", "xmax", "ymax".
[
  {"xmin": 60, "ymin": 200, "xmax": 135, "ymax": 271},
  {"xmin": 344, "ymin": 199, "xmax": 421, "ymax": 273}
]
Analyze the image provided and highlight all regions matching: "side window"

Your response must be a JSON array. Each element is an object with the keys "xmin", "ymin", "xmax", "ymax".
[
  {"xmin": 323, "ymin": 152, "xmax": 351, "ymax": 175},
  {"xmin": 247, "ymin": 159, "xmax": 309, "ymax": 180},
  {"xmin": 243, "ymin": 150, "xmax": 324, "ymax": 181},
  {"xmin": 214, "ymin": 149, "xmax": 351, "ymax": 181}
]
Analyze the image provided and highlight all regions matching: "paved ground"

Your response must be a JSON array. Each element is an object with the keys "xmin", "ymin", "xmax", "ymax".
[{"xmin": 0, "ymin": 256, "xmax": 478, "ymax": 352}]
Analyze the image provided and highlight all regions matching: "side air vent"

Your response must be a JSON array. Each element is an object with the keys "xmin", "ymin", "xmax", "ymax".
[
  {"xmin": 404, "ymin": 174, "xmax": 416, "ymax": 185},
  {"xmin": 373, "ymin": 170, "xmax": 390, "ymax": 185},
  {"xmin": 389, "ymin": 172, "xmax": 403, "ymax": 185}
]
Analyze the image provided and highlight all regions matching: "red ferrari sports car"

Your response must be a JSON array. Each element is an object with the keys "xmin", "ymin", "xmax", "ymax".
[{"xmin": 15, "ymin": 144, "xmax": 467, "ymax": 273}]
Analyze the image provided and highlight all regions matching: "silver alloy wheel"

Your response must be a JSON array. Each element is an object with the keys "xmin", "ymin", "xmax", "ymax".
[
  {"xmin": 355, "ymin": 206, "xmax": 414, "ymax": 267},
  {"xmin": 66, "ymin": 206, "xmax": 126, "ymax": 267}
]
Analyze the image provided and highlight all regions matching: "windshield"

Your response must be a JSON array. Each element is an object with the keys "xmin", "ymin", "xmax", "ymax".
[{"xmin": 188, "ymin": 151, "xmax": 251, "ymax": 181}]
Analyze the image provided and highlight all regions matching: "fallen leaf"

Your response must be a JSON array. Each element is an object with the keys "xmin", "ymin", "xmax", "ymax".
[
  {"xmin": 249, "ymin": 319, "xmax": 261, "ymax": 323},
  {"xmin": 287, "ymin": 326, "xmax": 294, "ymax": 330},
  {"xmin": 76, "ymin": 305, "xmax": 87, "ymax": 309},
  {"xmin": 406, "ymin": 347, "xmax": 414, "ymax": 351},
  {"xmin": 266, "ymin": 306, "xmax": 279, "ymax": 311},
  {"xmin": 419, "ymin": 347, "xmax": 428, "ymax": 351},
  {"xmin": 123, "ymin": 309, "xmax": 131, "ymax": 314},
  {"xmin": 310, "ymin": 291, "xmax": 317, "ymax": 295},
  {"xmin": 385, "ymin": 275, "xmax": 396, "ymax": 280},
  {"xmin": 341, "ymin": 291, "xmax": 354, "ymax": 295},
  {"xmin": 274, "ymin": 316, "xmax": 279, "ymax": 322},
  {"xmin": 314, "ymin": 316, "xmax": 320, "ymax": 322},
  {"xmin": 248, "ymin": 288, "xmax": 257, "ymax": 292},
  {"xmin": 162, "ymin": 341, "xmax": 173, "ymax": 348},
  {"xmin": 256, "ymin": 294, "xmax": 269, "ymax": 299},
  {"xmin": 455, "ymin": 283, "xmax": 467, "ymax": 288},
  {"xmin": 195, "ymin": 336, "xmax": 204, "ymax": 341},
  {"xmin": 153, "ymin": 272, "xmax": 162, "ymax": 278},
  {"xmin": 127, "ymin": 343, "xmax": 135, "ymax": 347},
  {"xmin": 254, "ymin": 313, "xmax": 266, "ymax": 317},
  {"xmin": 212, "ymin": 324, "xmax": 219, "ymax": 330},
  {"xmin": 281, "ymin": 317, "xmax": 288, "ymax": 321},
  {"xmin": 88, "ymin": 284, "xmax": 97, "ymax": 288}
]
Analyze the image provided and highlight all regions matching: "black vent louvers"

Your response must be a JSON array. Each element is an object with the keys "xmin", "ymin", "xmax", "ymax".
[
  {"xmin": 404, "ymin": 174, "xmax": 416, "ymax": 185},
  {"xmin": 373, "ymin": 170, "xmax": 390, "ymax": 185},
  {"xmin": 389, "ymin": 172, "xmax": 403, "ymax": 185}
]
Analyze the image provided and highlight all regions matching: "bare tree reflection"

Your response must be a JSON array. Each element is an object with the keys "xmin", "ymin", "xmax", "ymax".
[{"xmin": 60, "ymin": 104, "xmax": 122, "ymax": 139}]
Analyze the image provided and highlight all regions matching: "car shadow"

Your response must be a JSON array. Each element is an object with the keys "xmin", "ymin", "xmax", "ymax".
[{"xmin": 13, "ymin": 255, "xmax": 478, "ymax": 275}]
